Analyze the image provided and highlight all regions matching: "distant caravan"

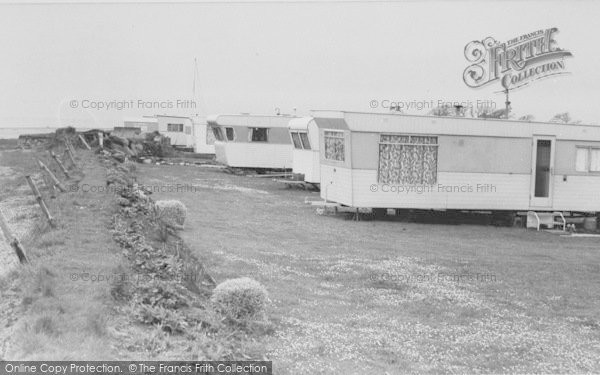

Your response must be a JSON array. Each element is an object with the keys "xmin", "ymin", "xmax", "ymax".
[
  {"xmin": 288, "ymin": 117, "xmax": 320, "ymax": 185},
  {"xmin": 208, "ymin": 114, "xmax": 297, "ymax": 170},
  {"xmin": 118, "ymin": 115, "xmax": 215, "ymax": 154},
  {"xmin": 312, "ymin": 110, "xmax": 600, "ymax": 214}
]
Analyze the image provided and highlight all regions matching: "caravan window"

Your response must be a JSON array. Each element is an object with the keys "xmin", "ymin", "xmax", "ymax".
[
  {"xmin": 299, "ymin": 132, "xmax": 311, "ymax": 150},
  {"xmin": 225, "ymin": 127, "xmax": 235, "ymax": 141},
  {"xmin": 167, "ymin": 123, "xmax": 184, "ymax": 132},
  {"xmin": 250, "ymin": 128, "xmax": 269, "ymax": 142},
  {"xmin": 378, "ymin": 134, "xmax": 438, "ymax": 184},
  {"xmin": 212, "ymin": 127, "xmax": 224, "ymax": 141},
  {"xmin": 591, "ymin": 150, "xmax": 600, "ymax": 171},
  {"xmin": 576, "ymin": 147, "xmax": 600, "ymax": 172},
  {"xmin": 324, "ymin": 131, "xmax": 345, "ymax": 161},
  {"xmin": 291, "ymin": 132, "xmax": 302, "ymax": 149},
  {"xmin": 576, "ymin": 148, "xmax": 588, "ymax": 172}
]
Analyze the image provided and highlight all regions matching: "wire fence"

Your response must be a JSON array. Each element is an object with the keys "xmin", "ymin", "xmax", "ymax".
[
  {"xmin": 0, "ymin": 174, "xmax": 47, "ymax": 276},
  {"xmin": 0, "ymin": 133, "xmax": 91, "ymax": 277},
  {"xmin": 0, "ymin": 139, "xmax": 82, "ymax": 274}
]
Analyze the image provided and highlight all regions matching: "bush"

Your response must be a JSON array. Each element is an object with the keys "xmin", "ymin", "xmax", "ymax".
[
  {"xmin": 210, "ymin": 278, "xmax": 269, "ymax": 321},
  {"xmin": 116, "ymin": 197, "xmax": 131, "ymax": 207},
  {"xmin": 154, "ymin": 200, "xmax": 187, "ymax": 228}
]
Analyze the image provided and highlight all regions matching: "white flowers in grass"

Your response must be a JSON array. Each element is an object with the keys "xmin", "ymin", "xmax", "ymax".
[
  {"xmin": 210, "ymin": 277, "xmax": 269, "ymax": 320},
  {"xmin": 153, "ymin": 200, "xmax": 187, "ymax": 229}
]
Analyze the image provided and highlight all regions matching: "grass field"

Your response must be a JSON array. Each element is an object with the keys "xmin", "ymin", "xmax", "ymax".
[
  {"xmin": 139, "ymin": 163, "xmax": 600, "ymax": 374},
  {"xmin": 2, "ymin": 149, "xmax": 599, "ymax": 373}
]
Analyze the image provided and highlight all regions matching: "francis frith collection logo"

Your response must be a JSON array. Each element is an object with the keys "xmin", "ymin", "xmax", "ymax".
[{"xmin": 463, "ymin": 28, "xmax": 573, "ymax": 91}]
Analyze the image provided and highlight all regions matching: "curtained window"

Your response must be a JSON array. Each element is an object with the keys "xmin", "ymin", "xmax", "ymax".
[
  {"xmin": 378, "ymin": 134, "xmax": 438, "ymax": 184},
  {"xmin": 576, "ymin": 147, "xmax": 600, "ymax": 172},
  {"xmin": 576, "ymin": 148, "xmax": 588, "ymax": 172},
  {"xmin": 324, "ymin": 131, "xmax": 345, "ymax": 161},
  {"xmin": 591, "ymin": 150, "xmax": 600, "ymax": 171}
]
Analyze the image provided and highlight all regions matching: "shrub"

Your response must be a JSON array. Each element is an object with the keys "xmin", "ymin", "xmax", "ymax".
[
  {"xmin": 116, "ymin": 197, "xmax": 131, "ymax": 207},
  {"xmin": 210, "ymin": 278, "xmax": 269, "ymax": 321},
  {"xmin": 154, "ymin": 200, "xmax": 187, "ymax": 229}
]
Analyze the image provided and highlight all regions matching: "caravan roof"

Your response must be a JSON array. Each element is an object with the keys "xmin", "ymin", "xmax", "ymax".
[
  {"xmin": 288, "ymin": 117, "xmax": 315, "ymax": 131},
  {"xmin": 311, "ymin": 110, "xmax": 600, "ymax": 140},
  {"xmin": 208, "ymin": 114, "xmax": 297, "ymax": 128}
]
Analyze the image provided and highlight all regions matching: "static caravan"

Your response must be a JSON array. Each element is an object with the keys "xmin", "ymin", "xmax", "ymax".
[
  {"xmin": 288, "ymin": 117, "xmax": 320, "ymax": 184},
  {"xmin": 313, "ymin": 110, "xmax": 600, "ymax": 213},
  {"xmin": 156, "ymin": 115, "xmax": 195, "ymax": 149},
  {"xmin": 208, "ymin": 114, "xmax": 296, "ymax": 169},
  {"xmin": 122, "ymin": 116, "xmax": 159, "ymax": 132},
  {"xmin": 191, "ymin": 116, "xmax": 216, "ymax": 155}
]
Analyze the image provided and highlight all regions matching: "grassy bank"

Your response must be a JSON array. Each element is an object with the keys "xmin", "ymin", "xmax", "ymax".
[
  {"xmin": 0, "ymin": 148, "xmax": 273, "ymax": 361},
  {"xmin": 0, "ymin": 150, "xmax": 122, "ymax": 359}
]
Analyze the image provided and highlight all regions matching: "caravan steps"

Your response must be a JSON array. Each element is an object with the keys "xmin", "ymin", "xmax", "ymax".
[{"xmin": 526, "ymin": 211, "xmax": 566, "ymax": 231}]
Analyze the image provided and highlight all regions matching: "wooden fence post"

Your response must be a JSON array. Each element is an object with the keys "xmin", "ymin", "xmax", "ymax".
[
  {"xmin": 40, "ymin": 171, "xmax": 57, "ymax": 199},
  {"xmin": 49, "ymin": 150, "xmax": 70, "ymax": 179},
  {"xmin": 25, "ymin": 175, "xmax": 55, "ymax": 228},
  {"xmin": 78, "ymin": 134, "xmax": 91, "ymax": 150},
  {"xmin": 98, "ymin": 132, "xmax": 104, "ymax": 148},
  {"xmin": 63, "ymin": 140, "xmax": 77, "ymax": 169},
  {"xmin": 66, "ymin": 138, "xmax": 77, "ymax": 157},
  {"xmin": 64, "ymin": 148, "xmax": 77, "ymax": 169},
  {"xmin": 0, "ymin": 210, "xmax": 27, "ymax": 263},
  {"xmin": 37, "ymin": 159, "xmax": 66, "ymax": 193}
]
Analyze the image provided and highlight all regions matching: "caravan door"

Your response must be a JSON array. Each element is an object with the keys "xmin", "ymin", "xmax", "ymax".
[{"xmin": 530, "ymin": 136, "xmax": 556, "ymax": 208}]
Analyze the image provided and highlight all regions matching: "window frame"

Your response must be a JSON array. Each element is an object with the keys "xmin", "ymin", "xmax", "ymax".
[
  {"xmin": 167, "ymin": 123, "xmax": 184, "ymax": 132},
  {"xmin": 290, "ymin": 131, "xmax": 302, "ymax": 149},
  {"xmin": 378, "ymin": 134, "xmax": 439, "ymax": 147},
  {"xmin": 299, "ymin": 131, "xmax": 311, "ymax": 150},
  {"xmin": 212, "ymin": 126, "xmax": 224, "ymax": 142},
  {"xmin": 323, "ymin": 130, "xmax": 345, "ymax": 162},
  {"xmin": 249, "ymin": 127, "xmax": 269, "ymax": 142},
  {"xmin": 225, "ymin": 127, "xmax": 235, "ymax": 141},
  {"xmin": 575, "ymin": 146, "xmax": 600, "ymax": 173},
  {"xmin": 377, "ymin": 133, "xmax": 439, "ymax": 185}
]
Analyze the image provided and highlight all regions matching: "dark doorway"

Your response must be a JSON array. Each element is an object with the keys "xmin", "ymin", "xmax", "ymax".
[{"xmin": 534, "ymin": 140, "xmax": 552, "ymax": 197}]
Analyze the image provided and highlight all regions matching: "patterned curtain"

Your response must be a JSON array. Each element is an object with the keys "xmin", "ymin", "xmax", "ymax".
[
  {"xmin": 422, "ymin": 143, "xmax": 438, "ymax": 184},
  {"xmin": 324, "ymin": 131, "xmax": 345, "ymax": 161},
  {"xmin": 378, "ymin": 135, "xmax": 437, "ymax": 184}
]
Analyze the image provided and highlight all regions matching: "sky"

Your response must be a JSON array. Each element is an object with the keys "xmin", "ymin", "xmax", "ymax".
[{"xmin": 1, "ymin": 0, "xmax": 599, "ymax": 128}]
